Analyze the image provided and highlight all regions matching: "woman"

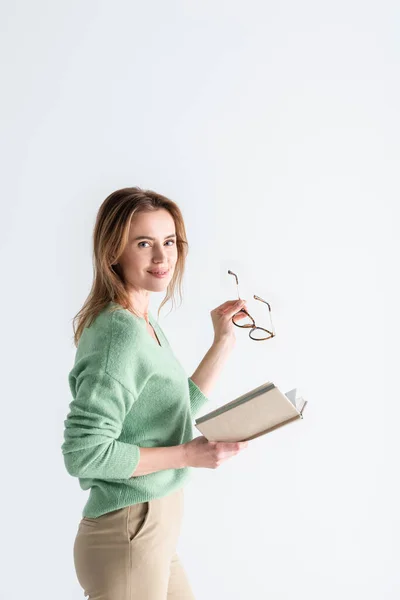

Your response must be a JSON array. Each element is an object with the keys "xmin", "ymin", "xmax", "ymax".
[{"xmin": 61, "ymin": 186, "xmax": 249, "ymax": 600}]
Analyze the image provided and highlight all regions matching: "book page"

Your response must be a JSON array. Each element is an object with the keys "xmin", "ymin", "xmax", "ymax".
[{"xmin": 285, "ymin": 388, "xmax": 297, "ymax": 405}]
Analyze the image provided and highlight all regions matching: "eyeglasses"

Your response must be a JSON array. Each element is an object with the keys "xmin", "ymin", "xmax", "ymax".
[{"xmin": 228, "ymin": 270, "xmax": 276, "ymax": 341}]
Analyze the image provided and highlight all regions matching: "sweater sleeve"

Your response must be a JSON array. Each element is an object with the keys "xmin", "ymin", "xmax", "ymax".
[
  {"xmin": 188, "ymin": 377, "xmax": 209, "ymax": 419},
  {"xmin": 61, "ymin": 368, "xmax": 140, "ymax": 480}
]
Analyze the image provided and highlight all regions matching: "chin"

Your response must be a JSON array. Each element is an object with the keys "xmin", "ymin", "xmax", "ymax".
[{"xmin": 145, "ymin": 272, "xmax": 172, "ymax": 287}]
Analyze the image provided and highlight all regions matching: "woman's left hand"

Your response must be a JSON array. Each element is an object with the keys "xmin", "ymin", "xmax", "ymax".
[{"xmin": 210, "ymin": 299, "xmax": 249, "ymax": 344}]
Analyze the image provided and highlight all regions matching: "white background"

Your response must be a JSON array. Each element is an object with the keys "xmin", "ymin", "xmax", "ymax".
[{"xmin": 1, "ymin": 1, "xmax": 399, "ymax": 598}]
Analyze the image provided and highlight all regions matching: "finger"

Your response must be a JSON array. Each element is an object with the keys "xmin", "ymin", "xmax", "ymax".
[
  {"xmin": 234, "ymin": 311, "xmax": 248, "ymax": 320},
  {"xmin": 218, "ymin": 299, "xmax": 243, "ymax": 312},
  {"xmin": 222, "ymin": 441, "xmax": 244, "ymax": 452},
  {"xmin": 226, "ymin": 300, "xmax": 247, "ymax": 317}
]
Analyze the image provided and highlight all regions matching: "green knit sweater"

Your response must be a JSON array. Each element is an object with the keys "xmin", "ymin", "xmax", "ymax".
[{"xmin": 61, "ymin": 301, "xmax": 209, "ymax": 518}]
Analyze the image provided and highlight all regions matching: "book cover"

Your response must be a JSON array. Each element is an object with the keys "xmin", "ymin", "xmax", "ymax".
[{"xmin": 195, "ymin": 382, "xmax": 307, "ymax": 442}]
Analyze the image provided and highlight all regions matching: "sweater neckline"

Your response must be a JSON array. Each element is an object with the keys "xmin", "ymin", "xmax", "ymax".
[
  {"xmin": 147, "ymin": 314, "xmax": 163, "ymax": 348},
  {"xmin": 109, "ymin": 302, "xmax": 165, "ymax": 349}
]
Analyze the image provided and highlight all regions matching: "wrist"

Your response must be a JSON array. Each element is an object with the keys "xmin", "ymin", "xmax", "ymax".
[
  {"xmin": 180, "ymin": 443, "xmax": 190, "ymax": 468},
  {"xmin": 212, "ymin": 334, "xmax": 236, "ymax": 350}
]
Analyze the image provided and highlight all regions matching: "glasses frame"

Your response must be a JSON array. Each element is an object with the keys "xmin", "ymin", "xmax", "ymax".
[{"xmin": 228, "ymin": 270, "xmax": 276, "ymax": 341}]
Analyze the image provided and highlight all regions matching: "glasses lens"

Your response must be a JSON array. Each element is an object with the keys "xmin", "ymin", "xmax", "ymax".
[
  {"xmin": 250, "ymin": 327, "xmax": 272, "ymax": 340},
  {"xmin": 232, "ymin": 309, "xmax": 255, "ymax": 328}
]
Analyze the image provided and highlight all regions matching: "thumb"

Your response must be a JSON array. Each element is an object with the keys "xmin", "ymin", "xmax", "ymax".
[{"xmin": 227, "ymin": 299, "xmax": 247, "ymax": 318}]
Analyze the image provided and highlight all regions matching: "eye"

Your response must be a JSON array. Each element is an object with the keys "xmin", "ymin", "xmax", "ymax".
[{"xmin": 138, "ymin": 240, "xmax": 176, "ymax": 248}]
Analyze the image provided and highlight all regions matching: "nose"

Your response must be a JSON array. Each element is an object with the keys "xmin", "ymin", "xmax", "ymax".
[{"xmin": 152, "ymin": 245, "xmax": 168, "ymax": 263}]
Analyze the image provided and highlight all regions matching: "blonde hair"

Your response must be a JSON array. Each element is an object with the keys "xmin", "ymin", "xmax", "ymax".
[{"xmin": 72, "ymin": 186, "xmax": 189, "ymax": 347}]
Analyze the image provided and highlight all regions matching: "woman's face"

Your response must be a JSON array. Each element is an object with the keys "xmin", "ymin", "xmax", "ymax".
[{"xmin": 117, "ymin": 208, "xmax": 178, "ymax": 293}]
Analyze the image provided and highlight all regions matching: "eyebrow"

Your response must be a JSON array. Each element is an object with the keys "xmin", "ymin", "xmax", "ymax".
[{"xmin": 133, "ymin": 234, "xmax": 177, "ymax": 241}]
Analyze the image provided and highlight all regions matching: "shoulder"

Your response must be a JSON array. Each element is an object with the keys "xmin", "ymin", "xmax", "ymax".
[
  {"xmin": 71, "ymin": 303, "xmax": 148, "ymax": 397},
  {"xmin": 105, "ymin": 305, "xmax": 151, "ymax": 397},
  {"xmin": 106, "ymin": 306, "xmax": 144, "ymax": 370},
  {"xmin": 72, "ymin": 303, "xmax": 142, "ymax": 371}
]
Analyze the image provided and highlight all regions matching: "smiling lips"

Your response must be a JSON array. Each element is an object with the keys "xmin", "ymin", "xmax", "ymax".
[{"xmin": 148, "ymin": 269, "xmax": 169, "ymax": 278}]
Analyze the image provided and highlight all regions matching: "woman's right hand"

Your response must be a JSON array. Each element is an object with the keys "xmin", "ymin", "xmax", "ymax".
[{"xmin": 183, "ymin": 435, "xmax": 248, "ymax": 469}]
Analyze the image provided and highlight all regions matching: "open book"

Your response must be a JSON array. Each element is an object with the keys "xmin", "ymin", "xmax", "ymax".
[{"xmin": 195, "ymin": 382, "xmax": 307, "ymax": 442}]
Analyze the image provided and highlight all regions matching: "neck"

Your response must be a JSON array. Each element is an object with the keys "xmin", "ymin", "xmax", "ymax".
[{"xmin": 126, "ymin": 305, "xmax": 149, "ymax": 322}]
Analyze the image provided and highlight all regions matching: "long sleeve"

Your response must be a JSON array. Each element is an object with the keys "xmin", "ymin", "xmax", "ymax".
[
  {"xmin": 61, "ymin": 368, "xmax": 140, "ymax": 480},
  {"xmin": 61, "ymin": 304, "xmax": 210, "ymax": 518},
  {"xmin": 188, "ymin": 377, "xmax": 209, "ymax": 419}
]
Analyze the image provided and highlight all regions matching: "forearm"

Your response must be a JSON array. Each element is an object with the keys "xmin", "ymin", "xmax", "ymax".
[
  {"xmin": 130, "ymin": 444, "xmax": 188, "ymax": 477},
  {"xmin": 189, "ymin": 335, "xmax": 235, "ymax": 398},
  {"xmin": 130, "ymin": 338, "xmax": 234, "ymax": 477}
]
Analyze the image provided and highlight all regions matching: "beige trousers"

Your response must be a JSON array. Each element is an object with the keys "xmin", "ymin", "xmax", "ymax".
[{"xmin": 73, "ymin": 487, "xmax": 195, "ymax": 599}]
